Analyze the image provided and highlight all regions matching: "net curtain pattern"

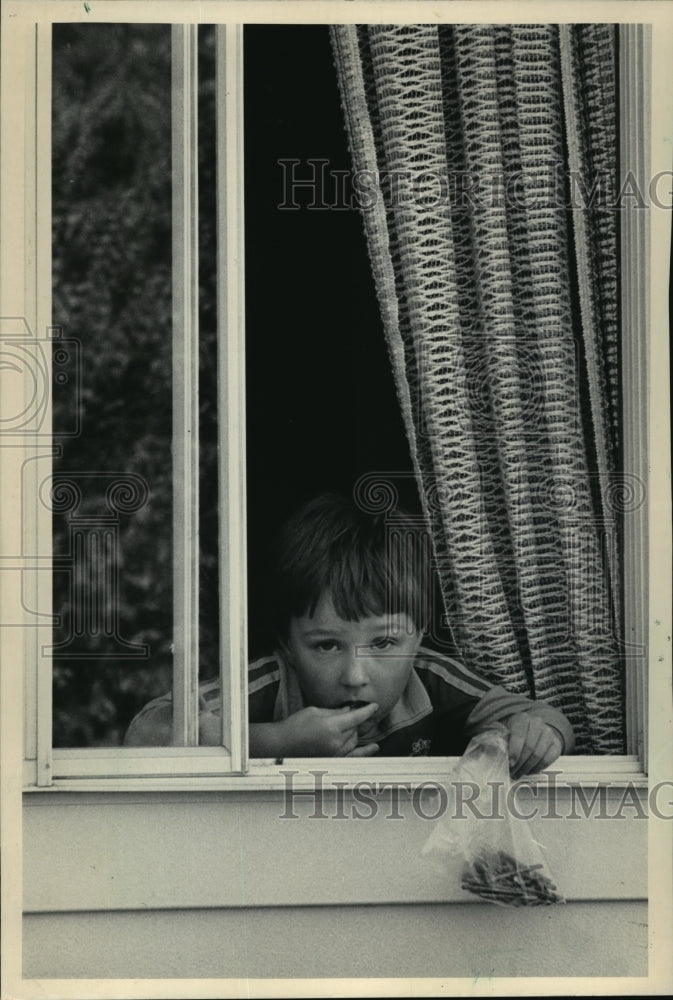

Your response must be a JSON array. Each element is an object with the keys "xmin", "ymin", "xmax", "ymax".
[{"xmin": 330, "ymin": 24, "xmax": 623, "ymax": 753}]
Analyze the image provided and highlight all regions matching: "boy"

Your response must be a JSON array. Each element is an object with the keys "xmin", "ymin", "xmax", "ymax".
[{"xmin": 125, "ymin": 494, "xmax": 574, "ymax": 776}]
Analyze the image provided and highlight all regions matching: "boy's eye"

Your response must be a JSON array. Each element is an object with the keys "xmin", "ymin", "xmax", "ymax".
[
  {"xmin": 314, "ymin": 640, "xmax": 339, "ymax": 652},
  {"xmin": 371, "ymin": 636, "xmax": 395, "ymax": 650}
]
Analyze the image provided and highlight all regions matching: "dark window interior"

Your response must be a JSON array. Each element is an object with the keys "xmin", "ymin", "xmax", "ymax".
[{"xmin": 244, "ymin": 25, "xmax": 420, "ymax": 657}]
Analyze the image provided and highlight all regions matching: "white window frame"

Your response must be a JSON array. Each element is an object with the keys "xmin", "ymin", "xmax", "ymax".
[
  {"xmin": 10, "ymin": 18, "xmax": 248, "ymax": 786},
  {"xmin": 2, "ymin": 6, "xmax": 669, "ymax": 796}
]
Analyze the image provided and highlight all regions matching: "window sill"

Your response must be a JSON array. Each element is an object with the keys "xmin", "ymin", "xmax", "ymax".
[{"xmin": 23, "ymin": 753, "xmax": 646, "ymax": 795}]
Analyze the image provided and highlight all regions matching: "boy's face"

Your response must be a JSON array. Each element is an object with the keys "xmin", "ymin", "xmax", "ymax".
[{"xmin": 283, "ymin": 591, "xmax": 423, "ymax": 725}]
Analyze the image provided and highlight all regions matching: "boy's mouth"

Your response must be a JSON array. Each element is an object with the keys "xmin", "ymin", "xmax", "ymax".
[{"xmin": 336, "ymin": 699, "xmax": 370, "ymax": 710}]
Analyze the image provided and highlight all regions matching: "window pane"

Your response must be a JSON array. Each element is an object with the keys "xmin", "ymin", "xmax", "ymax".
[
  {"xmin": 51, "ymin": 24, "xmax": 173, "ymax": 747},
  {"xmin": 197, "ymin": 25, "xmax": 220, "ymax": 694}
]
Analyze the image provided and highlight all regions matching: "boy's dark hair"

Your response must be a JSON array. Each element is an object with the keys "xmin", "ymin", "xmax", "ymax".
[{"xmin": 270, "ymin": 493, "xmax": 432, "ymax": 639}]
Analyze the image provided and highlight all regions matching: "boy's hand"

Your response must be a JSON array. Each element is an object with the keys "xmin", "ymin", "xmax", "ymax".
[
  {"xmin": 506, "ymin": 713, "xmax": 564, "ymax": 779},
  {"xmin": 280, "ymin": 703, "xmax": 379, "ymax": 757}
]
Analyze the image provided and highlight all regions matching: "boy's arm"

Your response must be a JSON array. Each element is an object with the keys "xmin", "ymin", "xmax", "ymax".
[
  {"xmin": 123, "ymin": 697, "xmax": 173, "ymax": 746},
  {"xmin": 124, "ymin": 693, "xmax": 225, "ymax": 746},
  {"xmin": 249, "ymin": 721, "xmax": 286, "ymax": 757},
  {"xmin": 123, "ymin": 704, "xmax": 289, "ymax": 752},
  {"xmin": 465, "ymin": 686, "xmax": 575, "ymax": 753},
  {"xmin": 464, "ymin": 686, "xmax": 575, "ymax": 777},
  {"xmin": 418, "ymin": 648, "xmax": 574, "ymax": 771}
]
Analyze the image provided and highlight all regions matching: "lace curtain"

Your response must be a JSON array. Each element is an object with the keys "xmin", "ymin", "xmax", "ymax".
[{"xmin": 331, "ymin": 24, "xmax": 623, "ymax": 752}]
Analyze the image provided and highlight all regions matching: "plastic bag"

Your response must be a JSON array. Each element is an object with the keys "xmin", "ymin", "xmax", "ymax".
[{"xmin": 422, "ymin": 723, "xmax": 564, "ymax": 907}]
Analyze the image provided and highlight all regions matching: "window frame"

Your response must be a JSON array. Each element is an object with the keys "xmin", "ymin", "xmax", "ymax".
[
  {"xmin": 16, "ymin": 19, "xmax": 248, "ymax": 785},
  {"xmin": 2, "ymin": 7, "xmax": 667, "ymax": 795}
]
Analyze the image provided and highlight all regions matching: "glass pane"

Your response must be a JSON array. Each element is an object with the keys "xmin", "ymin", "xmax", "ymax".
[
  {"xmin": 197, "ymin": 25, "xmax": 220, "ymax": 695},
  {"xmin": 51, "ymin": 24, "xmax": 173, "ymax": 747}
]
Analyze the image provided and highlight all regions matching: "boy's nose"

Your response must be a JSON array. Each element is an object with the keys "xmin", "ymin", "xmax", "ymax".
[{"xmin": 340, "ymin": 649, "xmax": 368, "ymax": 687}]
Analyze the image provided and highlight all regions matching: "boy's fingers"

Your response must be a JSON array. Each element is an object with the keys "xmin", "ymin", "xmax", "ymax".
[
  {"xmin": 341, "ymin": 731, "xmax": 360, "ymax": 755},
  {"xmin": 348, "ymin": 702, "xmax": 379, "ymax": 723},
  {"xmin": 511, "ymin": 728, "xmax": 547, "ymax": 778},
  {"xmin": 533, "ymin": 732, "xmax": 565, "ymax": 774},
  {"xmin": 512, "ymin": 725, "xmax": 564, "ymax": 777},
  {"xmin": 348, "ymin": 743, "xmax": 379, "ymax": 757},
  {"xmin": 506, "ymin": 713, "xmax": 531, "ymax": 766},
  {"xmin": 334, "ymin": 702, "xmax": 378, "ymax": 731}
]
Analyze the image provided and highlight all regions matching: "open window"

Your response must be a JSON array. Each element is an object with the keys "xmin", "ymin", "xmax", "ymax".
[
  {"xmin": 15, "ymin": 22, "xmax": 246, "ymax": 785},
  {"xmin": 3, "ymin": 14, "xmax": 667, "ymax": 792}
]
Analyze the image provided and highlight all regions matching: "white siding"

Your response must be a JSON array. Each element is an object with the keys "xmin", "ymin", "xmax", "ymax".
[
  {"xmin": 23, "ymin": 790, "xmax": 647, "ymax": 978},
  {"xmin": 24, "ymin": 902, "xmax": 647, "ymax": 979}
]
